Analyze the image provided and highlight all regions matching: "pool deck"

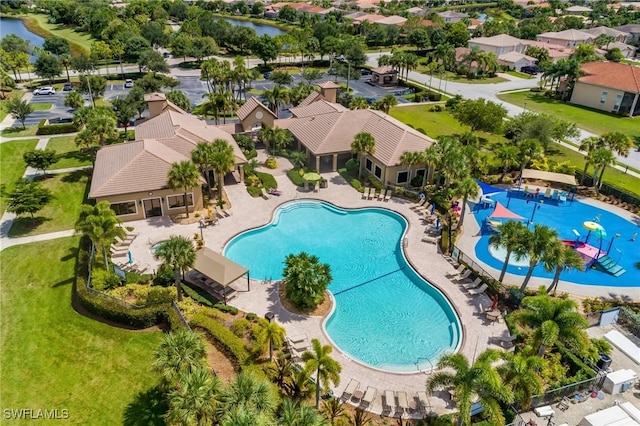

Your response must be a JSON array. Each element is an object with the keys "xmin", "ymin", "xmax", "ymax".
[{"xmin": 122, "ymin": 154, "xmax": 639, "ymax": 418}]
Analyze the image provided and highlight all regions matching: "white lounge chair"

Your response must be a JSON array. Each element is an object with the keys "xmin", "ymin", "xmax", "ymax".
[
  {"xmin": 367, "ymin": 189, "xmax": 375, "ymax": 200},
  {"xmin": 445, "ymin": 265, "xmax": 465, "ymax": 278},
  {"xmin": 361, "ymin": 387, "xmax": 376, "ymax": 408},
  {"xmin": 314, "ymin": 181, "xmax": 320, "ymax": 193},
  {"xmin": 377, "ymin": 189, "xmax": 385, "ymax": 201},
  {"xmin": 415, "ymin": 202, "xmax": 432, "ymax": 213},
  {"xmin": 342, "ymin": 379, "xmax": 360, "ymax": 401},
  {"xmin": 461, "ymin": 278, "xmax": 482, "ymax": 289},
  {"xmin": 534, "ymin": 405, "xmax": 555, "ymax": 418},
  {"xmin": 454, "ymin": 270, "xmax": 472, "ymax": 282},
  {"xmin": 410, "ymin": 199, "xmax": 426, "ymax": 210},
  {"xmin": 417, "ymin": 391, "xmax": 430, "ymax": 414},
  {"xmin": 362, "ymin": 187, "xmax": 370, "ymax": 199},
  {"xmin": 396, "ymin": 391, "xmax": 409, "ymax": 414},
  {"xmin": 261, "ymin": 188, "xmax": 271, "ymax": 199},
  {"xmin": 384, "ymin": 189, "xmax": 392, "ymax": 201},
  {"xmin": 468, "ymin": 284, "xmax": 488, "ymax": 295},
  {"xmin": 383, "ymin": 390, "xmax": 394, "ymax": 414}
]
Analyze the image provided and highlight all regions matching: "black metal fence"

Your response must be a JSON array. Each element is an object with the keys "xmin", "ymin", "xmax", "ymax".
[
  {"xmin": 527, "ymin": 372, "xmax": 606, "ymax": 411},
  {"xmin": 452, "ymin": 246, "xmax": 499, "ymax": 283},
  {"xmin": 575, "ymin": 170, "xmax": 640, "ymax": 206}
]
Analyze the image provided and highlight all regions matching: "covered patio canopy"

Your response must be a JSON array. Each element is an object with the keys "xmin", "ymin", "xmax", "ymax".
[
  {"xmin": 193, "ymin": 248, "xmax": 250, "ymax": 290},
  {"xmin": 489, "ymin": 202, "xmax": 525, "ymax": 220},
  {"xmin": 522, "ymin": 169, "xmax": 577, "ymax": 186}
]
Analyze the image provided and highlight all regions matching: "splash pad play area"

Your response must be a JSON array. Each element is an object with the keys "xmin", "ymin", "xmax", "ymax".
[{"xmin": 472, "ymin": 181, "xmax": 638, "ymax": 288}]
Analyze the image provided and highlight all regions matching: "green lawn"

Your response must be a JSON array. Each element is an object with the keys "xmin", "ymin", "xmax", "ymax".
[
  {"xmin": 0, "ymin": 238, "xmax": 164, "ymax": 425},
  {"xmin": 389, "ymin": 104, "xmax": 509, "ymax": 145},
  {"xmin": 415, "ymin": 68, "xmax": 508, "ymax": 85},
  {"xmin": 497, "ymin": 90, "xmax": 640, "ymax": 137},
  {"xmin": 0, "ymin": 90, "xmax": 25, "ymax": 121},
  {"xmin": 22, "ymin": 14, "xmax": 93, "ymax": 56},
  {"xmin": 31, "ymin": 103, "xmax": 52, "ymax": 111},
  {"xmin": 1, "ymin": 125, "xmax": 39, "ymax": 137},
  {"xmin": 505, "ymin": 70, "xmax": 534, "ymax": 80},
  {"xmin": 0, "ymin": 138, "xmax": 39, "ymax": 214},
  {"xmin": 47, "ymin": 136, "xmax": 92, "ymax": 169},
  {"xmin": 8, "ymin": 169, "xmax": 90, "ymax": 237}
]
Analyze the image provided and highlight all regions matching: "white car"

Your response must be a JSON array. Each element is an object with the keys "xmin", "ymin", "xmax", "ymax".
[
  {"xmin": 124, "ymin": 79, "xmax": 134, "ymax": 88},
  {"xmin": 34, "ymin": 87, "xmax": 55, "ymax": 95}
]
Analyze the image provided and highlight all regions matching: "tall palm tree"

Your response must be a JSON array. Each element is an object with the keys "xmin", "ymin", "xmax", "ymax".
[
  {"xmin": 452, "ymin": 176, "xmax": 479, "ymax": 229},
  {"xmin": 351, "ymin": 132, "xmax": 376, "ymax": 179},
  {"xmin": 210, "ymin": 139, "xmax": 236, "ymax": 205},
  {"xmin": 495, "ymin": 145, "xmax": 519, "ymax": 183},
  {"xmin": 435, "ymin": 136, "xmax": 467, "ymax": 190},
  {"xmin": 590, "ymin": 148, "xmax": 616, "ymax": 195},
  {"xmin": 191, "ymin": 142, "xmax": 215, "ymax": 197},
  {"xmin": 597, "ymin": 132, "xmax": 632, "ymax": 185},
  {"xmin": 399, "ymin": 151, "xmax": 422, "ymax": 186},
  {"xmin": 278, "ymin": 399, "xmax": 326, "ymax": 426},
  {"xmin": 220, "ymin": 371, "xmax": 277, "ymax": 415},
  {"xmin": 520, "ymin": 225, "xmax": 559, "ymax": 292},
  {"xmin": 255, "ymin": 320, "xmax": 286, "ymax": 362},
  {"xmin": 517, "ymin": 139, "xmax": 545, "ymax": 177},
  {"xmin": 86, "ymin": 110, "xmax": 117, "ymax": 147},
  {"xmin": 75, "ymin": 201, "xmax": 125, "ymax": 271},
  {"xmin": 489, "ymin": 221, "xmax": 529, "ymax": 283},
  {"xmin": 154, "ymin": 235, "xmax": 196, "ymax": 302},
  {"xmin": 153, "ymin": 329, "xmax": 208, "ymax": 387},
  {"xmin": 498, "ymin": 348, "xmax": 544, "ymax": 410},
  {"xmin": 422, "ymin": 145, "xmax": 439, "ymax": 185},
  {"xmin": 432, "ymin": 43, "xmax": 455, "ymax": 71},
  {"xmin": 374, "ymin": 94, "xmax": 398, "ymax": 114},
  {"xmin": 427, "ymin": 350, "xmax": 514, "ymax": 426},
  {"xmin": 349, "ymin": 97, "xmax": 369, "ymax": 110},
  {"xmin": 512, "ymin": 289, "xmax": 590, "ymax": 357},
  {"xmin": 167, "ymin": 160, "xmax": 201, "ymax": 218},
  {"xmin": 263, "ymin": 85, "xmax": 289, "ymax": 115},
  {"xmin": 578, "ymin": 136, "xmax": 601, "ymax": 185},
  {"xmin": 166, "ymin": 366, "xmax": 222, "ymax": 426},
  {"xmin": 302, "ymin": 338, "xmax": 342, "ymax": 409},
  {"xmin": 266, "ymin": 353, "xmax": 294, "ymax": 392},
  {"xmin": 542, "ymin": 239, "xmax": 585, "ymax": 294},
  {"xmin": 289, "ymin": 151, "xmax": 307, "ymax": 169}
]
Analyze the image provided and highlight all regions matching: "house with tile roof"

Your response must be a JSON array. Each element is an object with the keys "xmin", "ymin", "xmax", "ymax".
[
  {"xmin": 497, "ymin": 51, "xmax": 537, "ymax": 71},
  {"xmin": 536, "ymin": 29, "xmax": 593, "ymax": 47},
  {"xmin": 570, "ymin": 61, "xmax": 640, "ymax": 117},
  {"xmin": 468, "ymin": 34, "xmax": 527, "ymax": 56},
  {"xmin": 437, "ymin": 10, "xmax": 468, "ymax": 23},
  {"xmin": 582, "ymin": 26, "xmax": 630, "ymax": 44},
  {"xmin": 615, "ymin": 24, "xmax": 640, "ymax": 43},
  {"xmin": 89, "ymin": 94, "xmax": 248, "ymax": 221}
]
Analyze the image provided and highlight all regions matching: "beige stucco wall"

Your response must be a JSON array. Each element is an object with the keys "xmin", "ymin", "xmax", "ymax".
[
  {"xmin": 570, "ymin": 81, "xmax": 626, "ymax": 113},
  {"xmin": 468, "ymin": 42, "xmax": 521, "ymax": 56},
  {"xmin": 96, "ymin": 187, "xmax": 204, "ymax": 222},
  {"xmin": 240, "ymin": 105, "xmax": 275, "ymax": 132}
]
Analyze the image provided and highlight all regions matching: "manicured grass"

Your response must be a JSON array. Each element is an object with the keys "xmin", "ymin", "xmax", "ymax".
[
  {"xmin": 0, "ymin": 237, "xmax": 164, "ymax": 424},
  {"xmin": 0, "ymin": 90, "xmax": 25, "ymax": 121},
  {"xmin": 389, "ymin": 104, "xmax": 509, "ymax": 145},
  {"xmin": 497, "ymin": 90, "xmax": 640, "ymax": 137},
  {"xmin": 0, "ymin": 138, "xmax": 39, "ymax": 214},
  {"xmin": 47, "ymin": 136, "xmax": 92, "ymax": 169},
  {"xmin": 548, "ymin": 144, "xmax": 640, "ymax": 196},
  {"xmin": 0, "ymin": 125, "xmax": 39, "ymax": 137},
  {"xmin": 415, "ymin": 68, "xmax": 508, "ymax": 84},
  {"xmin": 21, "ymin": 14, "xmax": 93, "ymax": 56},
  {"xmin": 505, "ymin": 70, "xmax": 534, "ymax": 79},
  {"xmin": 8, "ymin": 169, "xmax": 90, "ymax": 237},
  {"xmin": 31, "ymin": 102, "xmax": 52, "ymax": 111}
]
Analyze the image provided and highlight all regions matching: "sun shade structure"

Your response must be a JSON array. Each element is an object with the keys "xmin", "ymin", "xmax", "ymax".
[
  {"xmin": 193, "ymin": 248, "xmax": 250, "ymax": 290},
  {"xmin": 522, "ymin": 169, "xmax": 577, "ymax": 186},
  {"xmin": 489, "ymin": 202, "xmax": 526, "ymax": 220},
  {"xmin": 476, "ymin": 180, "xmax": 506, "ymax": 196}
]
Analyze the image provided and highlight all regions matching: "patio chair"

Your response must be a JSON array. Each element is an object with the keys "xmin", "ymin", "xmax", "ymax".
[
  {"xmin": 261, "ymin": 188, "xmax": 271, "ymax": 199},
  {"xmin": 396, "ymin": 391, "xmax": 409, "ymax": 415},
  {"xmin": 445, "ymin": 265, "xmax": 465, "ymax": 278},
  {"xmin": 415, "ymin": 202, "xmax": 431, "ymax": 213},
  {"xmin": 288, "ymin": 334, "xmax": 308, "ymax": 344},
  {"xmin": 417, "ymin": 391, "xmax": 430, "ymax": 414},
  {"xmin": 361, "ymin": 387, "xmax": 376, "ymax": 408},
  {"xmin": 410, "ymin": 199, "xmax": 426, "ymax": 210},
  {"xmin": 383, "ymin": 390, "xmax": 395, "ymax": 414},
  {"xmin": 544, "ymin": 187, "xmax": 552, "ymax": 198},
  {"xmin": 377, "ymin": 189, "xmax": 385, "ymax": 201},
  {"xmin": 268, "ymin": 188, "xmax": 282, "ymax": 196},
  {"xmin": 384, "ymin": 189, "xmax": 392, "ymax": 202},
  {"xmin": 341, "ymin": 379, "xmax": 360, "ymax": 401},
  {"xmin": 120, "ymin": 227, "xmax": 139, "ymax": 238},
  {"xmin": 362, "ymin": 187, "xmax": 370, "ymax": 199},
  {"xmin": 461, "ymin": 278, "xmax": 482, "ymax": 290},
  {"xmin": 422, "ymin": 235, "xmax": 438, "ymax": 244},
  {"xmin": 222, "ymin": 207, "xmax": 233, "ymax": 217},
  {"xmin": 454, "ymin": 270, "xmax": 472, "ymax": 283},
  {"xmin": 468, "ymin": 284, "xmax": 488, "ymax": 295},
  {"xmin": 551, "ymin": 189, "xmax": 559, "ymax": 200},
  {"xmin": 367, "ymin": 189, "xmax": 375, "ymax": 200}
]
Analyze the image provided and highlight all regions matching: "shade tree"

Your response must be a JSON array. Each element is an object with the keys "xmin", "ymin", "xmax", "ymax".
[
  {"xmin": 7, "ymin": 179, "xmax": 52, "ymax": 222},
  {"xmin": 23, "ymin": 150, "xmax": 59, "ymax": 177}
]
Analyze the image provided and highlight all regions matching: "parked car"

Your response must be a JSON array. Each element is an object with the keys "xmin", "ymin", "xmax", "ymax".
[
  {"xmin": 520, "ymin": 65, "xmax": 542, "ymax": 75},
  {"xmin": 360, "ymin": 69, "xmax": 372, "ymax": 76},
  {"xmin": 124, "ymin": 79, "xmax": 134, "ymax": 88},
  {"xmin": 365, "ymin": 79, "xmax": 375, "ymax": 86},
  {"xmin": 63, "ymin": 83, "xmax": 73, "ymax": 91},
  {"xmin": 34, "ymin": 87, "xmax": 55, "ymax": 95},
  {"xmin": 263, "ymin": 72, "xmax": 272, "ymax": 79},
  {"xmin": 163, "ymin": 52, "xmax": 170, "ymax": 58}
]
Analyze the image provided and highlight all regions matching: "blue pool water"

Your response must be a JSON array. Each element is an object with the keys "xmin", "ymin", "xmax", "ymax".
[
  {"xmin": 224, "ymin": 201, "xmax": 461, "ymax": 372},
  {"xmin": 473, "ymin": 192, "xmax": 639, "ymax": 287}
]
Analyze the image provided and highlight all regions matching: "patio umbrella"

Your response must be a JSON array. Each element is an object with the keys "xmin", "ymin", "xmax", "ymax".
[
  {"xmin": 127, "ymin": 250, "xmax": 133, "ymax": 265},
  {"xmin": 302, "ymin": 172, "xmax": 322, "ymax": 181}
]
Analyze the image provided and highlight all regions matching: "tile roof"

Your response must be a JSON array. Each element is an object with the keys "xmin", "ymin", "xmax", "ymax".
[
  {"xmin": 437, "ymin": 11, "xmax": 469, "ymax": 18},
  {"xmin": 565, "ymin": 5, "xmax": 592, "ymax": 12},
  {"xmin": 377, "ymin": 15, "xmax": 407, "ymax": 25},
  {"xmin": 317, "ymin": 81, "xmax": 340, "ymax": 89},
  {"xmin": 537, "ymin": 29, "xmax": 593, "ymax": 41},
  {"xmin": 582, "ymin": 26, "xmax": 630, "ymax": 38},
  {"xmin": 286, "ymin": 100, "xmax": 435, "ymax": 166},
  {"xmin": 469, "ymin": 34, "xmax": 524, "ymax": 47},
  {"xmin": 577, "ymin": 61, "xmax": 640, "ymax": 93},
  {"xmin": 236, "ymin": 97, "xmax": 276, "ymax": 120},
  {"xmin": 297, "ymin": 91, "xmax": 324, "ymax": 107},
  {"xmin": 371, "ymin": 66, "xmax": 398, "ymax": 74},
  {"xmin": 615, "ymin": 24, "xmax": 640, "ymax": 34},
  {"xmin": 498, "ymin": 51, "xmax": 536, "ymax": 62}
]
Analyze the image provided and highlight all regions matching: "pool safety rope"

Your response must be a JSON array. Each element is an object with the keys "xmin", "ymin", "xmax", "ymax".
[{"xmin": 332, "ymin": 266, "xmax": 406, "ymax": 296}]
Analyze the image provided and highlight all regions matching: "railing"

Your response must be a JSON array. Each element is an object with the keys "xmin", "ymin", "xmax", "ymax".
[
  {"xmin": 575, "ymin": 170, "xmax": 640, "ymax": 206},
  {"xmin": 452, "ymin": 246, "xmax": 499, "ymax": 283},
  {"xmin": 527, "ymin": 372, "xmax": 606, "ymax": 411}
]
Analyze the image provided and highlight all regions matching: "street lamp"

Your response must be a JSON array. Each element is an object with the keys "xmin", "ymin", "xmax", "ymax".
[
  {"xmin": 529, "ymin": 199, "xmax": 543, "ymax": 224},
  {"xmin": 345, "ymin": 59, "xmax": 351, "ymax": 93},
  {"xmin": 607, "ymin": 233, "xmax": 621, "ymax": 254}
]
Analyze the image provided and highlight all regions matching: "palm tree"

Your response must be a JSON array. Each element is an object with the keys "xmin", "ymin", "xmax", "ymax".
[
  {"xmin": 519, "ymin": 225, "xmax": 559, "ymax": 292},
  {"xmin": 350, "ymin": 132, "xmax": 376, "ymax": 179},
  {"xmin": 283, "ymin": 367, "xmax": 314, "ymax": 402},
  {"xmin": 578, "ymin": 136, "xmax": 601, "ymax": 185},
  {"xmin": 210, "ymin": 139, "xmax": 236, "ymax": 205},
  {"xmin": 86, "ymin": 110, "xmax": 118, "ymax": 147},
  {"xmin": 349, "ymin": 97, "xmax": 369, "ymax": 110},
  {"xmin": 166, "ymin": 366, "xmax": 222, "ymax": 426},
  {"xmin": 59, "ymin": 54, "xmax": 72, "ymax": 82},
  {"xmin": 167, "ymin": 160, "xmax": 201, "ymax": 218},
  {"xmin": 288, "ymin": 151, "xmax": 307, "ymax": 169},
  {"xmin": 597, "ymin": 132, "xmax": 632, "ymax": 186},
  {"xmin": 255, "ymin": 320, "xmax": 286, "ymax": 362},
  {"xmin": 153, "ymin": 329, "xmax": 208, "ymax": 387},
  {"xmin": 489, "ymin": 221, "xmax": 529, "ymax": 283},
  {"xmin": 263, "ymin": 85, "xmax": 289, "ymax": 115},
  {"xmin": 511, "ymin": 289, "xmax": 589, "ymax": 357},
  {"xmin": 498, "ymin": 348, "xmax": 544, "ymax": 410},
  {"xmin": 266, "ymin": 353, "xmax": 294, "ymax": 392},
  {"xmin": 191, "ymin": 142, "xmax": 215, "ymax": 197},
  {"xmin": 278, "ymin": 399, "xmax": 326, "ymax": 426},
  {"xmin": 399, "ymin": 151, "xmax": 421, "ymax": 186},
  {"xmin": 432, "ymin": 43, "xmax": 455, "ymax": 71},
  {"xmin": 435, "ymin": 136, "xmax": 467, "ymax": 190},
  {"xmin": 374, "ymin": 94, "xmax": 398, "ymax": 114},
  {"xmin": 590, "ymin": 148, "xmax": 616, "ymax": 195},
  {"xmin": 452, "ymin": 176, "xmax": 479, "ymax": 229},
  {"xmin": 220, "ymin": 371, "xmax": 277, "ymax": 415},
  {"xmin": 302, "ymin": 338, "xmax": 342, "ymax": 409},
  {"xmin": 427, "ymin": 350, "xmax": 514, "ymax": 426},
  {"xmin": 75, "ymin": 201, "xmax": 125, "ymax": 271},
  {"xmin": 351, "ymin": 409, "xmax": 371, "ymax": 426},
  {"xmin": 422, "ymin": 145, "xmax": 439, "ymax": 185},
  {"xmin": 154, "ymin": 235, "xmax": 196, "ymax": 302},
  {"xmin": 517, "ymin": 139, "xmax": 545, "ymax": 177},
  {"xmin": 495, "ymin": 145, "xmax": 519, "ymax": 183},
  {"xmin": 321, "ymin": 398, "xmax": 348, "ymax": 426},
  {"xmin": 542, "ymin": 239, "xmax": 585, "ymax": 294}
]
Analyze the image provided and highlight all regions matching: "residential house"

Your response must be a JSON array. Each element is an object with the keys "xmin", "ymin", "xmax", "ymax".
[
  {"xmin": 377, "ymin": 15, "xmax": 408, "ymax": 26},
  {"xmin": 406, "ymin": 7, "xmax": 426, "ymax": 16},
  {"xmin": 537, "ymin": 29, "xmax": 593, "ymax": 47},
  {"xmin": 468, "ymin": 34, "xmax": 527, "ymax": 56},
  {"xmin": 370, "ymin": 66, "xmax": 399, "ymax": 86},
  {"xmin": 564, "ymin": 5, "xmax": 592, "ymax": 15},
  {"xmin": 615, "ymin": 24, "xmax": 640, "ymax": 43},
  {"xmin": 353, "ymin": 13, "xmax": 385, "ymax": 24},
  {"xmin": 89, "ymin": 94, "xmax": 248, "ymax": 221},
  {"xmin": 498, "ymin": 51, "xmax": 537, "ymax": 71},
  {"xmin": 570, "ymin": 61, "xmax": 640, "ymax": 117},
  {"xmin": 437, "ymin": 11, "xmax": 469, "ymax": 23},
  {"xmin": 583, "ymin": 26, "xmax": 630, "ymax": 44},
  {"xmin": 605, "ymin": 42, "xmax": 637, "ymax": 58},
  {"xmin": 521, "ymin": 40, "xmax": 574, "ymax": 60}
]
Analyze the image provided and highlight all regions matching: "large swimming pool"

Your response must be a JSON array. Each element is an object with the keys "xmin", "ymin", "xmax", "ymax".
[
  {"xmin": 224, "ymin": 201, "xmax": 461, "ymax": 373},
  {"xmin": 473, "ymin": 192, "xmax": 639, "ymax": 287}
]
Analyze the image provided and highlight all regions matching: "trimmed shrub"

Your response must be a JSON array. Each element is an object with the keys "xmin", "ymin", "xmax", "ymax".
[
  {"xmin": 36, "ymin": 121, "xmax": 80, "ymax": 135},
  {"xmin": 91, "ymin": 269, "xmax": 122, "ymax": 291},
  {"xmin": 255, "ymin": 171, "xmax": 277, "ymax": 189},
  {"xmin": 231, "ymin": 318, "xmax": 251, "ymax": 337},
  {"xmin": 245, "ymin": 312, "xmax": 258, "ymax": 322},
  {"xmin": 246, "ymin": 186, "xmax": 262, "ymax": 197},
  {"xmin": 153, "ymin": 263, "xmax": 174, "ymax": 287},
  {"xmin": 338, "ymin": 168, "xmax": 363, "ymax": 192},
  {"xmin": 287, "ymin": 169, "xmax": 306, "ymax": 187},
  {"xmin": 214, "ymin": 302, "xmax": 238, "ymax": 315},
  {"xmin": 265, "ymin": 157, "xmax": 277, "ymax": 169},
  {"xmin": 191, "ymin": 311, "xmax": 250, "ymax": 366},
  {"xmin": 345, "ymin": 158, "xmax": 359, "ymax": 172},
  {"xmin": 245, "ymin": 174, "xmax": 261, "ymax": 187}
]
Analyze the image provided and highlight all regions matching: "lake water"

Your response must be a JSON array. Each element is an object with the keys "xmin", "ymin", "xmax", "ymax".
[
  {"xmin": 0, "ymin": 17, "xmax": 44, "ymax": 61},
  {"xmin": 220, "ymin": 17, "xmax": 286, "ymax": 37}
]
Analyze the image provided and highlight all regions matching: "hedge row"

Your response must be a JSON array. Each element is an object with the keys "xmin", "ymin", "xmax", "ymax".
[
  {"xmin": 190, "ymin": 311, "xmax": 250, "ymax": 368},
  {"xmin": 287, "ymin": 169, "xmax": 306, "ymax": 187},
  {"xmin": 75, "ymin": 237, "xmax": 183, "ymax": 330},
  {"xmin": 255, "ymin": 171, "xmax": 277, "ymax": 189},
  {"xmin": 338, "ymin": 168, "xmax": 363, "ymax": 193},
  {"xmin": 619, "ymin": 307, "xmax": 640, "ymax": 337},
  {"xmin": 36, "ymin": 119, "xmax": 80, "ymax": 135}
]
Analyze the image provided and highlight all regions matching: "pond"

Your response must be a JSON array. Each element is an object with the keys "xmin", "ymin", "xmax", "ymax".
[
  {"xmin": 220, "ymin": 17, "xmax": 286, "ymax": 37},
  {"xmin": 0, "ymin": 17, "xmax": 44, "ymax": 61}
]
